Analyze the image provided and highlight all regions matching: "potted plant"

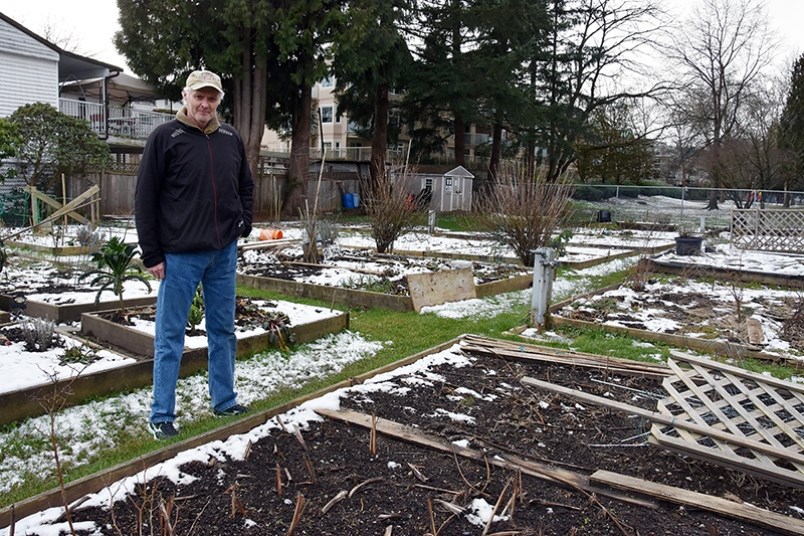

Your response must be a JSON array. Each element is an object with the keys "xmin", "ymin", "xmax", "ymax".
[{"xmin": 674, "ymin": 228, "xmax": 704, "ymax": 256}]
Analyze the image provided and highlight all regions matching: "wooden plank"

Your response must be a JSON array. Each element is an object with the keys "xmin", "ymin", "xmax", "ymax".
[
  {"xmin": 315, "ymin": 407, "xmax": 656, "ymax": 509},
  {"xmin": 520, "ymin": 376, "xmax": 804, "ymax": 472},
  {"xmin": 30, "ymin": 185, "xmax": 99, "ymax": 224},
  {"xmin": 407, "ymin": 267, "xmax": 476, "ymax": 312},
  {"xmin": 591, "ymin": 469, "xmax": 804, "ymax": 535},
  {"xmin": 648, "ymin": 427, "xmax": 804, "ymax": 489}
]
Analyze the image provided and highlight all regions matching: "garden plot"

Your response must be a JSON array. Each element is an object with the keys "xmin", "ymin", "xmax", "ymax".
[
  {"xmin": 81, "ymin": 297, "xmax": 348, "ymax": 358},
  {"xmin": 238, "ymin": 245, "xmax": 532, "ymax": 311},
  {"xmin": 2, "ymin": 222, "xmax": 138, "ymax": 255},
  {"xmin": 0, "ymin": 321, "xmax": 134, "ymax": 394},
  {"xmin": 10, "ymin": 338, "xmax": 804, "ymax": 535},
  {"xmin": 0, "ymin": 257, "xmax": 157, "ymax": 322},
  {"xmin": 552, "ymin": 276, "xmax": 804, "ymax": 362}
]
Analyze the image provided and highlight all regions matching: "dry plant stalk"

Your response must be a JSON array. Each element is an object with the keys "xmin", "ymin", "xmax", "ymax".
[
  {"xmin": 286, "ymin": 494, "xmax": 306, "ymax": 536},
  {"xmin": 370, "ymin": 413, "xmax": 378, "ymax": 455},
  {"xmin": 349, "ymin": 476, "xmax": 383, "ymax": 498},
  {"xmin": 320, "ymin": 490, "xmax": 348, "ymax": 514},
  {"xmin": 275, "ymin": 462, "xmax": 284, "ymax": 496},
  {"xmin": 361, "ymin": 157, "xmax": 419, "ymax": 254},
  {"xmin": 475, "ymin": 164, "xmax": 574, "ymax": 267},
  {"xmin": 303, "ymin": 455, "xmax": 316, "ymax": 484},
  {"xmin": 158, "ymin": 495, "xmax": 179, "ymax": 535},
  {"xmin": 225, "ymin": 483, "xmax": 246, "ymax": 518}
]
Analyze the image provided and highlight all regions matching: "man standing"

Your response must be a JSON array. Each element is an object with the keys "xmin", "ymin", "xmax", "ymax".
[{"xmin": 135, "ymin": 69, "xmax": 254, "ymax": 439}]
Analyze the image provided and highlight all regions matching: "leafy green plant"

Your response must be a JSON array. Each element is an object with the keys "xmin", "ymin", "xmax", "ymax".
[
  {"xmin": 187, "ymin": 284, "xmax": 205, "ymax": 333},
  {"xmin": 59, "ymin": 346, "xmax": 101, "ymax": 366},
  {"xmin": 79, "ymin": 236, "xmax": 151, "ymax": 312},
  {"xmin": 261, "ymin": 311, "xmax": 295, "ymax": 351}
]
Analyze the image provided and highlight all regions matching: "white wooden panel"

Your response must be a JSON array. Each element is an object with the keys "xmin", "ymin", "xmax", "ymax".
[
  {"xmin": 0, "ymin": 18, "xmax": 59, "ymax": 61},
  {"xmin": 0, "ymin": 52, "xmax": 59, "ymax": 116}
]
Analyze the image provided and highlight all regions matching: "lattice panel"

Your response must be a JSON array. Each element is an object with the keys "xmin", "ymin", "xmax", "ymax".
[
  {"xmin": 651, "ymin": 353, "xmax": 804, "ymax": 487},
  {"xmin": 731, "ymin": 209, "xmax": 804, "ymax": 253}
]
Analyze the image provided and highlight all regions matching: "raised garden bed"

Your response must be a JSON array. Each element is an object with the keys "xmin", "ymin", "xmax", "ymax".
[
  {"xmin": 239, "ymin": 248, "xmax": 532, "ymax": 311},
  {"xmin": 548, "ymin": 274, "xmax": 804, "ymax": 364},
  {"xmin": 0, "ymin": 300, "xmax": 348, "ymax": 426},
  {"xmin": 8, "ymin": 335, "xmax": 804, "ymax": 534}
]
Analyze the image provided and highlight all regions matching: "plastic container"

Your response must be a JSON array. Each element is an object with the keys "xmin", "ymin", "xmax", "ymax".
[
  {"xmin": 342, "ymin": 193, "xmax": 354, "ymax": 209},
  {"xmin": 259, "ymin": 228, "xmax": 284, "ymax": 240},
  {"xmin": 352, "ymin": 193, "xmax": 360, "ymax": 208}
]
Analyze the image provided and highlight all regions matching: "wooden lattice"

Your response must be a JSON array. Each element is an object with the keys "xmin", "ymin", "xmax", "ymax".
[
  {"xmin": 651, "ymin": 352, "xmax": 804, "ymax": 487},
  {"xmin": 731, "ymin": 208, "xmax": 804, "ymax": 253}
]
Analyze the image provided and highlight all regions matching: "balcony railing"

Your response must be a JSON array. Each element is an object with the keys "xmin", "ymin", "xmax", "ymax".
[
  {"xmin": 309, "ymin": 146, "xmax": 404, "ymax": 161},
  {"xmin": 59, "ymin": 98, "xmax": 174, "ymax": 140}
]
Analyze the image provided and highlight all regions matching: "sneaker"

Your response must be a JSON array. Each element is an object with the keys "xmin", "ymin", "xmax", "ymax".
[
  {"xmin": 149, "ymin": 421, "xmax": 179, "ymax": 440},
  {"xmin": 214, "ymin": 403, "xmax": 249, "ymax": 417}
]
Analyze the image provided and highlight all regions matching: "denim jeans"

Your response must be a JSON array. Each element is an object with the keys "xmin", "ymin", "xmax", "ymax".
[{"xmin": 150, "ymin": 239, "xmax": 239, "ymax": 423}]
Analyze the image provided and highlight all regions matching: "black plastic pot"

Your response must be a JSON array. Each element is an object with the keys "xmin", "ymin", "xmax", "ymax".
[{"xmin": 674, "ymin": 236, "xmax": 703, "ymax": 256}]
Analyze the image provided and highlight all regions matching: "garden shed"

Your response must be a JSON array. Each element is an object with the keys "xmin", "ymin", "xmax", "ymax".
[{"xmin": 401, "ymin": 165, "xmax": 474, "ymax": 212}]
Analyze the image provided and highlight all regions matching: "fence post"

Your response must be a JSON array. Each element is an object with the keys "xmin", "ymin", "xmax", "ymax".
[{"xmin": 531, "ymin": 247, "xmax": 557, "ymax": 332}]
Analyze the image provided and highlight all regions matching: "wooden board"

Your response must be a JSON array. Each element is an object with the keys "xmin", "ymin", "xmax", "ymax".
[
  {"xmin": 406, "ymin": 267, "xmax": 476, "ymax": 312},
  {"xmin": 591, "ymin": 470, "xmax": 804, "ymax": 535}
]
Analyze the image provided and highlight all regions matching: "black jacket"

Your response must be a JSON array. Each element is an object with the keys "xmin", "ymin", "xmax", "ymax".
[{"xmin": 135, "ymin": 117, "xmax": 254, "ymax": 268}]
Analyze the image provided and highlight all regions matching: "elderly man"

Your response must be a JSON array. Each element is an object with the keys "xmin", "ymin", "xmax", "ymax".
[{"xmin": 135, "ymin": 69, "xmax": 254, "ymax": 439}]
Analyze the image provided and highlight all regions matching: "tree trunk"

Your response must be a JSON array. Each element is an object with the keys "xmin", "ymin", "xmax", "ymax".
[
  {"xmin": 453, "ymin": 113, "xmax": 465, "ymax": 167},
  {"xmin": 233, "ymin": 44, "xmax": 267, "ymax": 184},
  {"xmin": 369, "ymin": 83, "xmax": 390, "ymax": 190},
  {"xmin": 489, "ymin": 122, "xmax": 503, "ymax": 182},
  {"xmin": 284, "ymin": 83, "xmax": 313, "ymax": 217}
]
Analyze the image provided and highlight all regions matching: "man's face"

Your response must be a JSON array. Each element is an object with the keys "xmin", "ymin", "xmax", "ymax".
[{"xmin": 184, "ymin": 87, "xmax": 221, "ymax": 128}]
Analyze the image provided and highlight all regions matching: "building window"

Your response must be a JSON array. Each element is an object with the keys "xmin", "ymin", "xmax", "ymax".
[
  {"xmin": 320, "ymin": 76, "xmax": 334, "ymax": 88},
  {"xmin": 320, "ymin": 106, "xmax": 333, "ymax": 123}
]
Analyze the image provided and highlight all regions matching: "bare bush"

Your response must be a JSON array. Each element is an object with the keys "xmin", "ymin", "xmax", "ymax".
[
  {"xmin": 475, "ymin": 166, "xmax": 574, "ymax": 267},
  {"xmin": 22, "ymin": 318, "xmax": 57, "ymax": 351},
  {"xmin": 361, "ymin": 159, "xmax": 419, "ymax": 254}
]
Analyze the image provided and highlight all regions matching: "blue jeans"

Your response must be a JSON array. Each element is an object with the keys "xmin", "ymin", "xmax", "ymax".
[{"xmin": 150, "ymin": 240, "xmax": 239, "ymax": 423}]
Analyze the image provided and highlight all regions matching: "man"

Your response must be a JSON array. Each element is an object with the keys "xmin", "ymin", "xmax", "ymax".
[{"xmin": 135, "ymin": 69, "xmax": 254, "ymax": 440}]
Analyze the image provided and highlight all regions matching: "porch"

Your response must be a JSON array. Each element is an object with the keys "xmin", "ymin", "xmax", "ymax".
[{"xmin": 59, "ymin": 97, "xmax": 174, "ymax": 141}]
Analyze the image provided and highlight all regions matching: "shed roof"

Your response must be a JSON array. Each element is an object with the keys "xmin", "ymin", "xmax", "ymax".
[{"xmin": 444, "ymin": 166, "xmax": 474, "ymax": 178}]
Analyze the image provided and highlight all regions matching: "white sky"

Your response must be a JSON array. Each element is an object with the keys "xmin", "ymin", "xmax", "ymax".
[{"xmin": 0, "ymin": 0, "xmax": 802, "ymax": 75}]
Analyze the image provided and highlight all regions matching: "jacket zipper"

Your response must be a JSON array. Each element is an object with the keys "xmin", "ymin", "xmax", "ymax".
[{"xmin": 206, "ymin": 135, "xmax": 222, "ymax": 248}]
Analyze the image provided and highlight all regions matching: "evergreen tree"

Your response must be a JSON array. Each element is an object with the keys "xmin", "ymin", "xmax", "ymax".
[{"xmin": 780, "ymin": 53, "xmax": 804, "ymax": 201}]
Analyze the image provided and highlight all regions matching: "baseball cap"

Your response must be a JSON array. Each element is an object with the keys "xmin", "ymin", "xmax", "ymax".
[{"xmin": 186, "ymin": 70, "xmax": 223, "ymax": 93}]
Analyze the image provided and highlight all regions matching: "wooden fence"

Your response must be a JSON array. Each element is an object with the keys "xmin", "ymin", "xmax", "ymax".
[
  {"xmin": 70, "ymin": 167, "xmax": 361, "ymax": 218},
  {"xmin": 731, "ymin": 208, "xmax": 804, "ymax": 253}
]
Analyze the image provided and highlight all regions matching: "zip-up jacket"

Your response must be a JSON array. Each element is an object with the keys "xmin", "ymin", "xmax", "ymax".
[{"xmin": 135, "ymin": 113, "xmax": 254, "ymax": 268}]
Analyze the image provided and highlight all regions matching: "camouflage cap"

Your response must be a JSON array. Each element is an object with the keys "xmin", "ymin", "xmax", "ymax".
[{"xmin": 186, "ymin": 70, "xmax": 223, "ymax": 93}]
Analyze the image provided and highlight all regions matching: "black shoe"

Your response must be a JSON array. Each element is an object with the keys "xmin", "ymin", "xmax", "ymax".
[
  {"xmin": 214, "ymin": 403, "xmax": 249, "ymax": 417},
  {"xmin": 149, "ymin": 421, "xmax": 179, "ymax": 440}
]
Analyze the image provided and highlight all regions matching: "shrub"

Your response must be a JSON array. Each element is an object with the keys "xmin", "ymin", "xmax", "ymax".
[{"xmin": 79, "ymin": 236, "xmax": 151, "ymax": 312}]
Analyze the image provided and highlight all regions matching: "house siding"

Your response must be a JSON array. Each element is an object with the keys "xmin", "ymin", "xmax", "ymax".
[{"xmin": 0, "ymin": 18, "xmax": 59, "ymax": 117}]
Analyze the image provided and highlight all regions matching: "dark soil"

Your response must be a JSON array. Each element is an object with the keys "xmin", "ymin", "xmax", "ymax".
[
  {"xmin": 62, "ymin": 344, "xmax": 804, "ymax": 535},
  {"xmin": 239, "ymin": 247, "xmax": 528, "ymax": 295},
  {"xmin": 98, "ymin": 298, "xmax": 295, "ymax": 339}
]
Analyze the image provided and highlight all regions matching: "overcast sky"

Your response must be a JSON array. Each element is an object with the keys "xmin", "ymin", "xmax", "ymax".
[{"xmin": 2, "ymin": 0, "xmax": 803, "ymax": 76}]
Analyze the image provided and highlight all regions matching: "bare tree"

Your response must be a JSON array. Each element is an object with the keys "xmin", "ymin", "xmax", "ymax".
[
  {"xmin": 475, "ymin": 164, "xmax": 574, "ymax": 267},
  {"xmin": 535, "ymin": 0, "xmax": 669, "ymax": 181},
  {"xmin": 668, "ymin": 0, "xmax": 777, "ymax": 209}
]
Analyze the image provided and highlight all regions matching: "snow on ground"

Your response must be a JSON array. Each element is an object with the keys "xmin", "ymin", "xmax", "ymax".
[
  {"xmin": 0, "ymin": 330, "xmax": 385, "ymax": 499},
  {"xmin": 0, "ymin": 343, "xmax": 465, "ymax": 536},
  {"xmin": 655, "ymin": 241, "xmax": 804, "ymax": 276}
]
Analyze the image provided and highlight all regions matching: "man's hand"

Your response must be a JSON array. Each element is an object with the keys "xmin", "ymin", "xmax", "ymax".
[{"xmin": 148, "ymin": 262, "xmax": 165, "ymax": 280}]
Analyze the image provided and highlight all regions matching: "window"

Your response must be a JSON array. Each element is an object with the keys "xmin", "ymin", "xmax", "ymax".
[
  {"xmin": 320, "ymin": 76, "xmax": 334, "ymax": 88},
  {"xmin": 320, "ymin": 106, "xmax": 333, "ymax": 123}
]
